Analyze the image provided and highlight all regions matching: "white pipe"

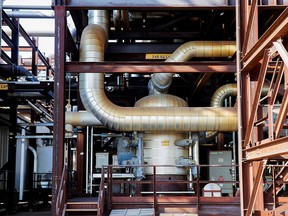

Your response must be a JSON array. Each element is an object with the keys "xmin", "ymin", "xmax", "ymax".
[
  {"xmin": 19, "ymin": 129, "xmax": 26, "ymax": 201},
  {"xmin": 28, "ymin": 146, "xmax": 37, "ymax": 173},
  {"xmin": 90, "ymin": 126, "xmax": 93, "ymax": 194},
  {"xmin": 192, "ymin": 133, "xmax": 199, "ymax": 166},
  {"xmin": 85, "ymin": 126, "xmax": 89, "ymax": 194},
  {"xmin": 65, "ymin": 111, "xmax": 102, "ymax": 126}
]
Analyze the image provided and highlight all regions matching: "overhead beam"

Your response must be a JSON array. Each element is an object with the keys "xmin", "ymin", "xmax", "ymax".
[
  {"xmin": 242, "ymin": 7, "xmax": 288, "ymax": 73},
  {"xmin": 65, "ymin": 62, "xmax": 236, "ymax": 73},
  {"xmin": 58, "ymin": 0, "xmax": 233, "ymax": 9},
  {"xmin": 245, "ymin": 136, "xmax": 288, "ymax": 161}
]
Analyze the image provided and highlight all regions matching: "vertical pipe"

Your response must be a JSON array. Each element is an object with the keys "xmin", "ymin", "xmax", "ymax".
[
  {"xmin": 90, "ymin": 126, "xmax": 93, "ymax": 194},
  {"xmin": 19, "ymin": 129, "xmax": 26, "ymax": 200},
  {"xmin": 188, "ymin": 132, "xmax": 193, "ymax": 191},
  {"xmin": 85, "ymin": 126, "xmax": 89, "ymax": 194},
  {"xmin": 136, "ymin": 133, "xmax": 144, "ymax": 180},
  {"xmin": 28, "ymin": 146, "xmax": 37, "ymax": 189},
  {"xmin": 192, "ymin": 133, "xmax": 199, "ymax": 166},
  {"xmin": 230, "ymin": 95, "xmax": 237, "ymax": 184}
]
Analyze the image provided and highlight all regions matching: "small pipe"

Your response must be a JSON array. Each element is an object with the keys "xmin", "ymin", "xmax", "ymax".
[
  {"xmin": 192, "ymin": 133, "xmax": 199, "ymax": 166},
  {"xmin": 85, "ymin": 126, "xmax": 89, "ymax": 194},
  {"xmin": 28, "ymin": 146, "xmax": 37, "ymax": 173},
  {"xmin": 27, "ymin": 100, "xmax": 43, "ymax": 115},
  {"xmin": 136, "ymin": 133, "xmax": 144, "ymax": 180},
  {"xmin": 90, "ymin": 126, "xmax": 93, "ymax": 194},
  {"xmin": 19, "ymin": 129, "xmax": 26, "ymax": 201},
  {"xmin": 174, "ymin": 138, "xmax": 194, "ymax": 147},
  {"xmin": 188, "ymin": 132, "xmax": 193, "ymax": 191},
  {"xmin": 3, "ymin": 5, "xmax": 52, "ymax": 10},
  {"xmin": 6, "ymin": 11, "xmax": 56, "ymax": 19}
]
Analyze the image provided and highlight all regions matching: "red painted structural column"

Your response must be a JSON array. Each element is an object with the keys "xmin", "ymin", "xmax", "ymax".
[{"xmin": 52, "ymin": 4, "xmax": 66, "ymax": 216}]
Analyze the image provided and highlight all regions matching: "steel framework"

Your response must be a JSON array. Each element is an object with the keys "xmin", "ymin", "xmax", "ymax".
[{"xmin": 51, "ymin": 0, "xmax": 288, "ymax": 215}]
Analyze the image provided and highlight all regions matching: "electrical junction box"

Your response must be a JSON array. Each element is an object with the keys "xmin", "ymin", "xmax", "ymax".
[
  {"xmin": 95, "ymin": 152, "xmax": 109, "ymax": 169},
  {"xmin": 37, "ymin": 146, "xmax": 53, "ymax": 173},
  {"xmin": 209, "ymin": 150, "xmax": 233, "ymax": 196}
]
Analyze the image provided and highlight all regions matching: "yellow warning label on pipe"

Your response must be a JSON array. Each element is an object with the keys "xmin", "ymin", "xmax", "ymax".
[
  {"xmin": 161, "ymin": 140, "xmax": 170, "ymax": 146},
  {"xmin": 145, "ymin": 53, "xmax": 171, "ymax": 60}
]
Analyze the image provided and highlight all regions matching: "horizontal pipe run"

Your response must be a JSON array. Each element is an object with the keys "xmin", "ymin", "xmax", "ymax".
[{"xmin": 79, "ymin": 13, "xmax": 238, "ymax": 132}]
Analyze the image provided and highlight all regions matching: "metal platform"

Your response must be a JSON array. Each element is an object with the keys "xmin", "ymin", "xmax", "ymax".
[{"xmin": 109, "ymin": 208, "xmax": 154, "ymax": 216}]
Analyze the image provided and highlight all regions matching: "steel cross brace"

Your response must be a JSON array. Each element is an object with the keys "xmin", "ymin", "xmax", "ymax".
[{"xmin": 245, "ymin": 159, "xmax": 268, "ymax": 216}]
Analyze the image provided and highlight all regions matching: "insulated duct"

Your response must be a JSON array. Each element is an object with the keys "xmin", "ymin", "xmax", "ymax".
[
  {"xmin": 150, "ymin": 41, "xmax": 236, "ymax": 94},
  {"xmin": 0, "ymin": 64, "xmax": 38, "ymax": 81},
  {"xmin": 79, "ymin": 11, "xmax": 238, "ymax": 132}
]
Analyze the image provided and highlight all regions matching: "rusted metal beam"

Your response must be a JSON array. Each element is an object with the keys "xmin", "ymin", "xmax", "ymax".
[
  {"xmin": 265, "ymin": 202, "xmax": 288, "ymax": 216},
  {"xmin": 245, "ymin": 136, "xmax": 288, "ymax": 161},
  {"xmin": 52, "ymin": 5, "xmax": 66, "ymax": 216},
  {"xmin": 270, "ymin": 62, "xmax": 285, "ymax": 105},
  {"xmin": 274, "ymin": 89, "xmax": 288, "ymax": 139},
  {"xmin": 266, "ymin": 163, "xmax": 288, "ymax": 198},
  {"xmin": 273, "ymin": 40, "xmax": 288, "ymax": 67},
  {"xmin": 243, "ymin": 49, "xmax": 270, "ymax": 147},
  {"xmin": 65, "ymin": 62, "xmax": 236, "ymax": 73},
  {"xmin": 242, "ymin": 7, "xmax": 288, "ymax": 73},
  {"xmin": 245, "ymin": 159, "xmax": 267, "ymax": 216},
  {"xmin": 58, "ymin": 0, "xmax": 233, "ymax": 10},
  {"xmin": 242, "ymin": 0, "xmax": 258, "ymax": 55}
]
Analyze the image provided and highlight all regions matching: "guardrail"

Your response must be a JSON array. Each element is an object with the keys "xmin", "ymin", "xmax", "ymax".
[{"xmin": 101, "ymin": 164, "xmax": 240, "ymax": 214}]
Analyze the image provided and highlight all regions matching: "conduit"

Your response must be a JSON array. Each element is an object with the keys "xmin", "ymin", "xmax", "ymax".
[{"xmin": 79, "ymin": 10, "xmax": 238, "ymax": 132}]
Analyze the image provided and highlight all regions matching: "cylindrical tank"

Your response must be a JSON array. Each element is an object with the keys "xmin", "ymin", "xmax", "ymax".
[
  {"xmin": 135, "ymin": 94, "xmax": 189, "ymax": 176},
  {"xmin": 143, "ymin": 132, "xmax": 188, "ymax": 175}
]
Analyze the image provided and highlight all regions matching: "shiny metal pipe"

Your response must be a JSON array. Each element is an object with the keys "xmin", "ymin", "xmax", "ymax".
[
  {"xmin": 65, "ymin": 111, "xmax": 102, "ymax": 126},
  {"xmin": 79, "ymin": 11, "xmax": 238, "ymax": 132},
  {"xmin": 151, "ymin": 41, "xmax": 237, "ymax": 93}
]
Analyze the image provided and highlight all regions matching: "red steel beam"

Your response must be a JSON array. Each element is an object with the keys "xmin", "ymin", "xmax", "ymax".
[
  {"xmin": 242, "ymin": 7, "xmax": 288, "ymax": 73},
  {"xmin": 273, "ymin": 40, "xmax": 288, "ymax": 67},
  {"xmin": 243, "ymin": 49, "xmax": 270, "ymax": 147},
  {"xmin": 270, "ymin": 62, "xmax": 285, "ymax": 105},
  {"xmin": 245, "ymin": 136, "xmax": 288, "ymax": 161},
  {"xmin": 245, "ymin": 159, "xmax": 267, "ymax": 216},
  {"xmin": 242, "ymin": 0, "xmax": 258, "ymax": 55},
  {"xmin": 274, "ymin": 89, "xmax": 288, "ymax": 139},
  {"xmin": 52, "ymin": 5, "xmax": 66, "ymax": 216},
  {"xmin": 65, "ymin": 62, "xmax": 236, "ymax": 73}
]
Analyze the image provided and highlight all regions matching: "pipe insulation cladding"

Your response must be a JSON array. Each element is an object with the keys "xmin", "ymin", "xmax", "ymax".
[
  {"xmin": 150, "ymin": 41, "xmax": 236, "ymax": 94},
  {"xmin": 79, "ymin": 10, "xmax": 238, "ymax": 132}
]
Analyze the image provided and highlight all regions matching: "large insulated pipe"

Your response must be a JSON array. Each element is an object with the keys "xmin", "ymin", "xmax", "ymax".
[
  {"xmin": 150, "ymin": 41, "xmax": 236, "ymax": 94},
  {"xmin": 65, "ymin": 111, "xmax": 102, "ymax": 126},
  {"xmin": 79, "ymin": 11, "xmax": 237, "ymax": 132}
]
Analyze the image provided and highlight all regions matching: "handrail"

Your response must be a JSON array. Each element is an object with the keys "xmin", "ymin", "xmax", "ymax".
[
  {"xmin": 1, "ymin": 9, "xmax": 54, "ymax": 74},
  {"xmin": 104, "ymin": 164, "xmax": 240, "ymax": 213},
  {"xmin": 55, "ymin": 165, "xmax": 66, "ymax": 216},
  {"xmin": 97, "ymin": 167, "xmax": 106, "ymax": 216}
]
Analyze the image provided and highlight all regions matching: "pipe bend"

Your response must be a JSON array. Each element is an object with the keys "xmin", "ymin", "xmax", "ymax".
[
  {"xmin": 151, "ymin": 41, "xmax": 236, "ymax": 93},
  {"xmin": 79, "ymin": 11, "xmax": 238, "ymax": 132}
]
